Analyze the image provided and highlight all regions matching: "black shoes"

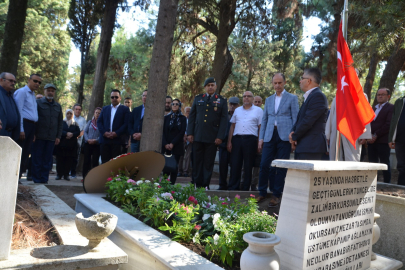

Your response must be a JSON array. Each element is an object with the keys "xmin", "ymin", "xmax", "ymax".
[{"xmin": 55, "ymin": 175, "xmax": 62, "ymax": 180}]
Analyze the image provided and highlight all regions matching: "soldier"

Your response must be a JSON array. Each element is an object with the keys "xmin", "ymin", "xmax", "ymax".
[{"xmin": 187, "ymin": 77, "xmax": 228, "ymax": 189}]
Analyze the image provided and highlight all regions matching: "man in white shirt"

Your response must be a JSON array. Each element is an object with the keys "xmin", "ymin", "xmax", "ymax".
[
  {"xmin": 70, "ymin": 103, "xmax": 86, "ymax": 178},
  {"xmin": 256, "ymin": 73, "xmax": 299, "ymax": 206},
  {"xmin": 227, "ymin": 91, "xmax": 263, "ymax": 190}
]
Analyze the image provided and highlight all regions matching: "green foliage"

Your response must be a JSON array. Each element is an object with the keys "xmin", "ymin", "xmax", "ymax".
[
  {"xmin": 0, "ymin": 0, "xmax": 71, "ymax": 99},
  {"xmin": 104, "ymin": 171, "xmax": 277, "ymax": 267}
]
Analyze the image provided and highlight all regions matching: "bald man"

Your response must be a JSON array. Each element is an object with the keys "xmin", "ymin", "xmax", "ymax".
[{"xmin": 227, "ymin": 91, "xmax": 263, "ymax": 190}]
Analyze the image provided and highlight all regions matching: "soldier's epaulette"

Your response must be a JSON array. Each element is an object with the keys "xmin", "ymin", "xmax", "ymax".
[{"xmin": 195, "ymin": 93, "xmax": 203, "ymax": 97}]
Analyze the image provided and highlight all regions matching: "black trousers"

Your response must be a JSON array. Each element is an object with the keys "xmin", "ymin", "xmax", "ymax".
[
  {"xmin": 295, "ymin": 152, "xmax": 324, "ymax": 160},
  {"xmin": 100, "ymin": 143, "xmax": 122, "ymax": 164},
  {"xmin": 163, "ymin": 154, "xmax": 181, "ymax": 184},
  {"xmin": 70, "ymin": 142, "xmax": 81, "ymax": 176},
  {"xmin": 396, "ymin": 141, "xmax": 405, "ymax": 186},
  {"xmin": 192, "ymin": 141, "xmax": 217, "ymax": 188},
  {"xmin": 56, "ymin": 155, "xmax": 74, "ymax": 177},
  {"xmin": 18, "ymin": 120, "xmax": 36, "ymax": 177},
  {"xmin": 218, "ymin": 147, "xmax": 230, "ymax": 189},
  {"xmin": 368, "ymin": 143, "xmax": 391, "ymax": 183},
  {"xmin": 228, "ymin": 135, "xmax": 258, "ymax": 191},
  {"xmin": 82, "ymin": 143, "xmax": 101, "ymax": 179}
]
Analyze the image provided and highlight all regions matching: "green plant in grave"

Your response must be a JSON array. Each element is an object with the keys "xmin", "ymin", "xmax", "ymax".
[
  {"xmin": 141, "ymin": 196, "xmax": 171, "ymax": 227},
  {"xmin": 159, "ymin": 200, "xmax": 200, "ymax": 242},
  {"xmin": 203, "ymin": 213, "xmax": 243, "ymax": 267}
]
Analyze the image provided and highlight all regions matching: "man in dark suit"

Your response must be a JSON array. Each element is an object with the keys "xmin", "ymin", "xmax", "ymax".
[
  {"xmin": 128, "ymin": 90, "xmax": 147, "ymax": 153},
  {"xmin": 98, "ymin": 89, "xmax": 130, "ymax": 163},
  {"xmin": 0, "ymin": 72, "xmax": 20, "ymax": 142},
  {"xmin": 368, "ymin": 88, "xmax": 394, "ymax": 183},
  {"xmin": 289, "ymin": 68, "xmax": 328, "ymax": 160},
  {"xmin": 187, "ymin": 77, "xmax": 228, "ymax": 189}
]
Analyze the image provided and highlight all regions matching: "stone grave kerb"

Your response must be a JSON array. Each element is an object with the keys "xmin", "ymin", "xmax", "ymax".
[
  {"xmin": 0, "ymin": 137, "xmax": 21, "ymax": 261},
  {"xmin": 271, "ymin": 160, "xmax": 386, "ymax": 270}
]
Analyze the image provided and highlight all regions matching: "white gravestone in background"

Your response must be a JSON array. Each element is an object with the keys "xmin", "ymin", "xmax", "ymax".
[
  {"xmin": 0, "ymin": 137, "xmax": 21, "ymax": 261},
  {"xmin": 272, "ymin": 160, "xmax": 386, "ymax": 270}
]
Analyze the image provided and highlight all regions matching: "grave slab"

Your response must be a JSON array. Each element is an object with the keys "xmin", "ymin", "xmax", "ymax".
[
  {"xmin": 272, "ymin": 160, "xmax": 386, "ymax": 270},
  {"xmin": 0, "ymin": 136, "xmax": 21, "ymax": 261}
]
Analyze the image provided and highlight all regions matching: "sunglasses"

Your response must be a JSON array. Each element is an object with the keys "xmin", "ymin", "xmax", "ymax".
[
  {"xmin": 33, "ymin": 79, "xmax": 42, "ymax": 84},
  {"xmin": 172, "ymin": 103, "xmax": 180, "ymax": 106},
  {"xmin": 5, "ymin": 79, "xmax": 16, "ymax": 83},
  {"xmin": 110, "ymin": 96, "xmax": 119, "ymax": 99}
]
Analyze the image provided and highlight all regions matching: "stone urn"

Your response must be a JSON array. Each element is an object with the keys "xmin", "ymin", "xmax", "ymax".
[
  {"xmin": 371, "ymin": 213, "xmax": 381, "ymax": 261},
  {"xmin": 241, "ymin": 232, "xmax": 281, "ymax": 270},
  {"xmin": 75, "ymin": 212, "xmax": 118, "ymax": 249}
]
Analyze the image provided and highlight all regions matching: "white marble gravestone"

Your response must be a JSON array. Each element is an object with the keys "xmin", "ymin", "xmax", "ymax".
[
  {"xmin": 272, "ymin": 160, "xmax": 386, "ymax": 270},
  {"xmin": 0, "ymin": 137, "xmax": 21, "ymax": 261}
]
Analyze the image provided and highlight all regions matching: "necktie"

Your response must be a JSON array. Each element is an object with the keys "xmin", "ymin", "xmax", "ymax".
[{"xmin": 207, "ymin": 95, "xmax": 211, "ymax": 102}]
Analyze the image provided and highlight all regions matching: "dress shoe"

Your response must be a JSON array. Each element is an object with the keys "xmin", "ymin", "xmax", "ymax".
[
  {"xmin": 256, "ymin": 195, "xmax": 266, "ymax": 203},
  {"xmin": 217, "ymin": 187, "xmax": 227, "ymax": 190},
  {"xmin": 55, "ymin": 175, "xmax": 62, "ymax": 180},
  {"xmin": 250, "ymin": 185, "xmax": 258, "ymax": 191},
  {"xmin": 177, "ymin": 173, "xmax": 183, "ymax": 177},
  {"xmin": 64, "ymin": 176, "xmax": 70, "ymax": 181},
  {"xmin": 268, "ymin": 197, "xmax": 281, "ymax": 207},
  {"xmin": 27, "ymin": 176, "xmax": 33, "ymax": 181},
  {"xmin": 183, "ymin": 173, "xmax": 189, "ymax": 177}
]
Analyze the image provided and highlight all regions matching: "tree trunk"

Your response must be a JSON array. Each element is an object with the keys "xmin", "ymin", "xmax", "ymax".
[
  {"xmin": 363, "ymin": 52, "xmax": 379, "ymax": 102},
  {"xmin": 373, "ymin": 45, "xmax": 405, "ymax": 106},
  {"xmin": 211, "ymin": 0, "xmax": 236, "ymax": 94},
  {"xmin": 87, "ymin": 0, "xmax": 119, "ymax": 120},
  {"xmin": 0, "ymin": 0, "xmax": 29, "ymax": 76},
  {"xmin": 77, "ymin": 44, "xmax": 87, "ymax": 105},
  {"xmin": 140, "ymin": 0, "xmax": 179, "ymax": 152}
]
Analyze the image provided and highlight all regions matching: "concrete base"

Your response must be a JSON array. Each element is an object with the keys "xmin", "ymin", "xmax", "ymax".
[
  {"xmin": 75, "ymin": 193, "xmax": 223, "ymax": 270},
  {"xmin": 0, "ymin": 185, "xmax": 127, "ymax": 270},
  {"xmin": 369, "ymin": 254, "xmax": 403, "ymax": 270}
]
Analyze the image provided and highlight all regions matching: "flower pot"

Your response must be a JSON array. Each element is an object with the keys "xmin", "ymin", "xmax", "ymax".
[
  {"xmin": 371, "ymin": 213, "xmax": 381, "ymax": 261},
  {"xmin": 241, "ymin": 232, "xmax": 281, "ymax": 270}
]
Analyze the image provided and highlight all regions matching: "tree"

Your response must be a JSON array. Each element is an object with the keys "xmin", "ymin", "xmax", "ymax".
[
  {"xmin": 68, "ymin": 0, "xmax": 104, "ymax": 106},
  {"xmin": 140, "ymin": 0, "xmax": 179, "ymax": 152},
  {"xmin": 0, "ymin": 0, "xmax": 29, "ymax": 76},
  {"xmin": 87, "ymin": 0, "xmax": 120, "ymax": 120}
]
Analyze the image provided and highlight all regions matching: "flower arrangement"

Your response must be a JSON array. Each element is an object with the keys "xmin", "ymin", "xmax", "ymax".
[{"xmin": 105, "ymin": 171, "xmax": 277, "ymax": 267}]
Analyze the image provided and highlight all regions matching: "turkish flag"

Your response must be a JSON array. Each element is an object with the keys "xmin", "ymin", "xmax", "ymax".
[{"xmin": 336, "ymin": 22, "xmax": 375, "ymax": 148}]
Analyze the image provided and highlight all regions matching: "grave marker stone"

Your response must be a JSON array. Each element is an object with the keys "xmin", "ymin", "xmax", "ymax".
[
  {"xmin": 0, "ymin": 137, "xmax": 21, "ymax": 261},
  {"xmin": 272, "ymin": 160, "xmax": 386, "ymax": 270}
]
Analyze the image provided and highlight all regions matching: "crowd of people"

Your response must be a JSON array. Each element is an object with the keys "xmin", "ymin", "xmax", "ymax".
[{"xmin": 0, "ymin": 68, "xmax": 404, "ymax": 207}]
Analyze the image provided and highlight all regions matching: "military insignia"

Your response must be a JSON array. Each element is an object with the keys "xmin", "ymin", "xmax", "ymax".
[
  {"xmin": 198, "ymin": 99, "xmax": 204, "ymax": 102},
  {"xmin": 215, "ymin": 95, "xmax": 218, "ymax": 99},
  {"xmin": 214, "ymin": 107, "xmax": 217, "ymax": 111},
  {"xmin": 203, "ymin": 94, "xmax": 206, "ymax": 97}
]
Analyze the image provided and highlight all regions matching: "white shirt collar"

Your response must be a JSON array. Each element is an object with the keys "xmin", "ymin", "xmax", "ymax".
[
  {"xmin": 303, "ymin": 87, "xmax": 317, "ymax": 101},
  {"xmin": 375, "ymin": 102, "xmax": 388, "ymax": 109},
  {"xmin": 111, "ymin": 103, "xmax": 120, "ymax": 109},
  {"xmin": 275, "ymin": 89, "xmax": 286, "ymax": 97}
]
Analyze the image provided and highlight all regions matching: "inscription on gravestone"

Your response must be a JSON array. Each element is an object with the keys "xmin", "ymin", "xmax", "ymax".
[
  {"xmin": 305, "ymin": 171, "xmax": 376, "ymax": 270},
  {"xmin": 272, "ymin": 161, "xmax": 384, "ymax": 270}
]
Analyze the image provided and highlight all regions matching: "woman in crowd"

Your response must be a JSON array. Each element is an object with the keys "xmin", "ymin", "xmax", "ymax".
[
  {"xmin": 82, "ymin": 107, "xmax": 102, "ymax": 180},
  {"xmin": 162, "ymin": 98, "xmax": 187, "ymax": 184},
  {"xmin": 55, "ymin": 109, "xmax": 80, "ymax": 180}
]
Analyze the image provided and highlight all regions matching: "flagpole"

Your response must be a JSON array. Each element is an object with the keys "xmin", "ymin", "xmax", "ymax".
[{"xmin": 335, "ymin": 0, "xmax": 349, "ymax": 161}]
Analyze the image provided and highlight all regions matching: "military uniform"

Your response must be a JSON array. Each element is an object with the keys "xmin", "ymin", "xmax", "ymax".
[{"xmin": 187, "ymin": 93, "xmax": 228, "ymax": 188}]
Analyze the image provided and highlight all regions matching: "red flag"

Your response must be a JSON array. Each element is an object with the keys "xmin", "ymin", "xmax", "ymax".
[{"xmin": 336, "ymin": 22, "xmax": 375, "ymax": 148}]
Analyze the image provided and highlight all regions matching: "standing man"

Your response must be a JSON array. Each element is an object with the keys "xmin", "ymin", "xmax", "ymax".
[
  {"xmin": 0, "ymin": 72, "xmax": 20, "ymax": 141},
  {"xmin": 70, "ymin": 103, "xmax": 86, "ymax": 179},
  {"xmin": 389, "ymin": 94, "xmax": 405, "ymax": 186},
  {"xmin": 251, "ymin": 95, "xmax": 263, "ymax": 190},
  {"xmin": 122, "ymin": 97, "xmax": 133, "ymax": 153},
  {"xmin": 129, "ymin": 90, "xmax": 147, "ymax": 153},
  {"xmin": 368, "ymin": 88, "xmax": 394, "ymax": 183},
  {"xmin": 98, "ymin": 89, "xmax": 130, "ymax": 163},
  {"xmin": 14, "ymin": 74, "xmax": 41, "ymax": 178},
  {"xmin": 165, "ymin": 96, "xmax": 172, "ymax": 116},
  {"xmin": 31, "ymin": 84, "xmax": 63, "ymax": 184},
  {"xmin": 218, "ymin": 97, "xmax": 239, "ymax": 190},
  {"xmin": 187, "ymin": 77, "xmax": 228, "ymax": 189},
  {"xmin": 289, "ymin": 67, "xmax": 328, "ymax": 160},
  {"xmin": 227, "ymin": 92, "xmax": 262, "ymax": 190},
  {"xmin": 256, "ymin": 73, "xmax": 299, "ymax": 205}
]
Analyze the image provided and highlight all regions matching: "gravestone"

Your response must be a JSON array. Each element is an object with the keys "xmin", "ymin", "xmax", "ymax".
[
  {"xmin": 272, "ymin": 160, "xmax": 386, "ymax": 270},
  {"xmin": 0, "ymin": 137, "xmax": 21, "ymax": 261}
]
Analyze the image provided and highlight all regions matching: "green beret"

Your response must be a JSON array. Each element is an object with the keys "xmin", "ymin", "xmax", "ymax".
[{"xmin": 204, "ymin": 77, "xmax": 216, "ymax": 87}]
